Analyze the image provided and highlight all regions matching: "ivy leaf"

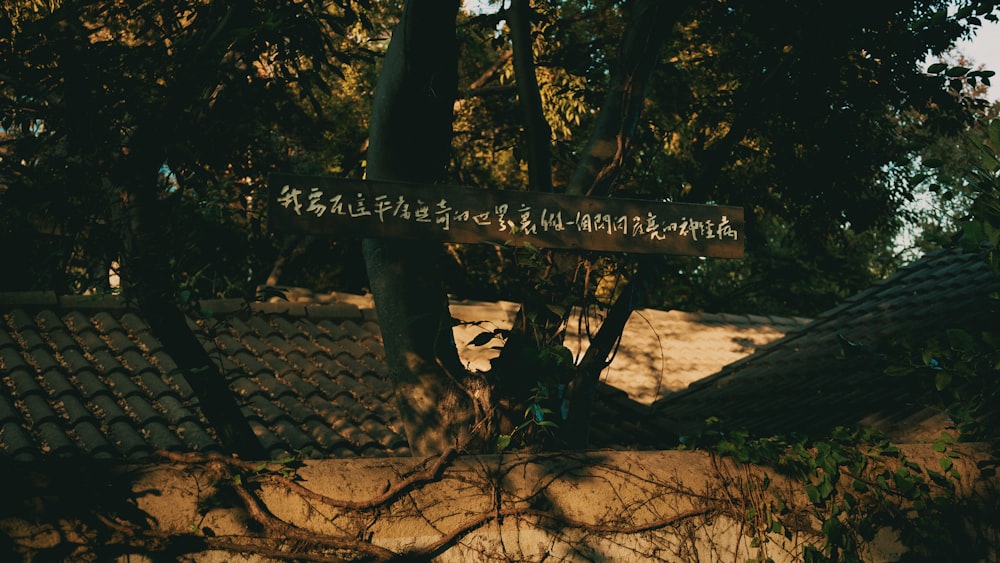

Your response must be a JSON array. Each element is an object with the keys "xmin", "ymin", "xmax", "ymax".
[
  {"xmin": 934, "ymin": 371, "xmax": 953, "ymax": 391},
  {"xmin": 940, "ymin": 457, "xmax": 954, "ymax": 472},
  {"xmin": 947, "ymin": 329, "xmax": 975, "ymax": 353},
  {"xmin": 817, "ymin": 478, "xmax": 835, "ymax": 500},
  {"xmin": 805, "ymin": 484, "xmax": 822, "ymax": 504},
  {"xmin": 496, "ymin": 434, "xmax": 511, "ymax": 451}
]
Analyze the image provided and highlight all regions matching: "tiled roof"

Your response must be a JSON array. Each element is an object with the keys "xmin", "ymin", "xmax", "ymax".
[
  {"xmin": 1, "ymin": 287, "xmax": 800, "ymax": 461},
  {"xmin": 3, "ymin": 251, "xmax": 994, "ymax": 462},
  {"xmin": 650, "ymin": 249, "xmax": 1000, "ymax": 442},
  {"xmin": 0, "ymin": 294, "xmax": 408, "ymax": 461}
]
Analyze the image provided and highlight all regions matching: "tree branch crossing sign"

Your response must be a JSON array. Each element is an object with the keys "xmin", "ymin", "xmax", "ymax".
[{"xmin": 269, "ymin": 174, "xmax": 744, "ymax": 258}]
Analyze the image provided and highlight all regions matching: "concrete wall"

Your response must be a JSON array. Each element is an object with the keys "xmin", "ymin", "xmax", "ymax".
[{"xmin": 1, "ymin": 446, "xmax": 997, "ymax": 562}]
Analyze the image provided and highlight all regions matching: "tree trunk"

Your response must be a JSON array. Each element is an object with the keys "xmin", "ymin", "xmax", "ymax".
[
  {"xmin": 116, "ymin": 152, "xmax": 266, "ymax": 460},
  {"xmin": 567, "ymin": 0, "xmax": 685, "ymax": 197},
  {"xmin": 557, "ymin": 0, "xmax": 689, "ymax": 446},
  {"xmin": 362, "ymin": 0, "xmax": 485, "ymax": 456}
]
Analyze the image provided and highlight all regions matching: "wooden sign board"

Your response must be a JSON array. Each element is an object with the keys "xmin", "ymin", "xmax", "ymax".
[{"xmin": 269, "ymin": 174, "xmax": 744, "ymax": 258}]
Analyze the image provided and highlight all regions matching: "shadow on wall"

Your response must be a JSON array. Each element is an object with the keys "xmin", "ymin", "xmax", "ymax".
[
  {"xmin": 2, "ymin": 447, "xmax": 998, "ymax": 561},
  {"xmin": 0, "ymin": 459, "xmax": 172, "ymax": 561}
]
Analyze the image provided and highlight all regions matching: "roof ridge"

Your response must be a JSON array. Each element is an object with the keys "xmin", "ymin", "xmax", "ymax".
[
  {"xmin": 0, "ymin": 292, "xmax": 374, "ymax": 321},
  {"xmin": 802, "ymin": 248, "xmax": 980, "ymax": 324},
  {"xmin": 660, "ymin": 250, "xmax": 977, "ymax": 399}
]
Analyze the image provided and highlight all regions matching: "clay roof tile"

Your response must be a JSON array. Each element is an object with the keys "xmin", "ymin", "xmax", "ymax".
[
  {"xmin": 72, "ymin": 420, "xmax": 116, "ymax": 457},
  {"xmin": 8, "ymin": 367, "xmax": 46, "ymax": 397},
  {"xmin": 1, "ymin": 421, "xmax": 36, "ymax": 460},
  {"xmin": 56, "ymin": 394, "xmax": 95, "ymax": 427},
  {"xmin": 36, "ymin": 420, "xmax": 75, "ymax": 455}
]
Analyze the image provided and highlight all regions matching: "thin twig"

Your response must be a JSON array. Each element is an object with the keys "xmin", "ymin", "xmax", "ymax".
[
  {"xmin": 265, "ymin": 447, "xmax": 459, "ymax": 510},
  {"xmin": 413, "ymin": 505, "xmax": 714, "ymax": 559},
  {"xmin": 157, "ymin": 447, "xmax": 458, "ymax": 510},
  {"xmin": 231, "ymin": 482, "xmax": 397, "ymax": 562}
]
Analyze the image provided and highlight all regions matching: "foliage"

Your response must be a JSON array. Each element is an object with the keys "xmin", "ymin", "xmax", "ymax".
[
  {"xmin": 885, "ymin": 118, "xmax": 1000, "ymax": 447},
  {"xmin": 446, "ymin": 0, "xmax": 999, "ymax": 316},
  {"xmin": 494, "ymin": 381, "xmax": 560, "ymax": 451},
  {"xmin": 0, "ymin": 0, "xmax": 372, "ymax": 297},
  {"xmin": 2, "ymin": 0, "xmax": 996, "ymax": 313},
  {"xmin": 689, "ymin": 421, "xmax": 982, "ymax": 562},
  {"xmin": 4, "ymin": 0, "xmax": 1000, "ymax": 455},
  {"xmin": 959, "ymin": 118, "xmax": 1000, "ymax": 266}
]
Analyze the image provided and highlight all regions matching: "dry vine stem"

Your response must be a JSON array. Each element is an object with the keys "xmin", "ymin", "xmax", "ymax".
[
  {"xmin": 143, "ymin": 449, "xmax": 759, "ymax": 561},
  {"xmin": 159, "ymin": 447, "xmax": 459, "ymax": 510}
]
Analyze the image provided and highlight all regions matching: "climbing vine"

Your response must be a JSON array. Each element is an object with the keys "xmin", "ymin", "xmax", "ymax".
[{"xmin": 686, "ymin": 421, "xmax": 980, "ymax": 562}]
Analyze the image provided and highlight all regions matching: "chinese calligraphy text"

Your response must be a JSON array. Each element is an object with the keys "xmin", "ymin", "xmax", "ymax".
[{"xmin": 269, "ymin": 175, "xmax": 744, "ymax": 258}]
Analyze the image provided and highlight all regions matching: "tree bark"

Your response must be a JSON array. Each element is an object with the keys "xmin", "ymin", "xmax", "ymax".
[
  {"xmin": 558, "ymin": 0, "xmax": 689, "ymax": 446},
  {"xmin": 509, "ymin": 0, "xmax": 553, "ymax": 193},
  {"xmin": 567, "ymin": 0, "xmax": 685, "ymax": 197},
  {"xmin": 116, "ymin": 151, "xmax": 266, "ymax": 460},
  {"xmin": 563, "ymin": 258, "xmax": 661, "ymax": 448},
  {"xmin": 362, "ymin": 0, "xmax": 484, "ymax": 456}
]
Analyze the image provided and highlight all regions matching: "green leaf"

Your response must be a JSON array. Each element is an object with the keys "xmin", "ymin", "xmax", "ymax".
[
  {"xmin": 817, "ymin": 478, "xmax": 835, "ymax": 500},
  {"xmin": 496, "ymin": 435, "xmax": 511, "ymax": 451},
  {"xmin": 805, "ymin": 484, "xmax": 821, "ymax": 504},
  {"xmin": 939, "ymin": 457, "xmax": 954, "ymax": 472},
  {"xmin": 893, "ymin": 468, "xmax": 916, "ymax": 495},
  {"xmin": 947, "ymin": 329, "xmax": 975, "ymax": 353},
  {"xmin": 946, "ymin": 66, "xmax": 970, "ymax": 77},
  {"xmin": 927, "ymin": 62, "xmax": 948, "ymax": 74},
  {"xmin": 935, "ymin": 371, "xmax": 953, "ymax": 391}
]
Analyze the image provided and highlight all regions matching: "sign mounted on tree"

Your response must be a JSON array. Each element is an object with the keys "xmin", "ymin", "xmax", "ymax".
[{"xmin": 269, "ymin": 174, "xmax": 744, "ymax": 258}]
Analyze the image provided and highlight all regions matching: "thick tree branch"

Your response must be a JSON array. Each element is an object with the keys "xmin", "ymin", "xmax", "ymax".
[
  {"xmin": 469, "ymin": 49, "xmax": 513, "ymax": 91},
  {"xmin": 509, "ymin": 0, "xmax": 553, "ymax": 192},
  {"xmin": 116, "ymin": 149, "xmax": 265, "ymax": 459},
  {"xmin": 563, "ymin": 258, "xmax": 660, "ymax": 448},
  {"xmin": 567, "ymin": 0, "xmax": 688, "ymax": 197}
]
